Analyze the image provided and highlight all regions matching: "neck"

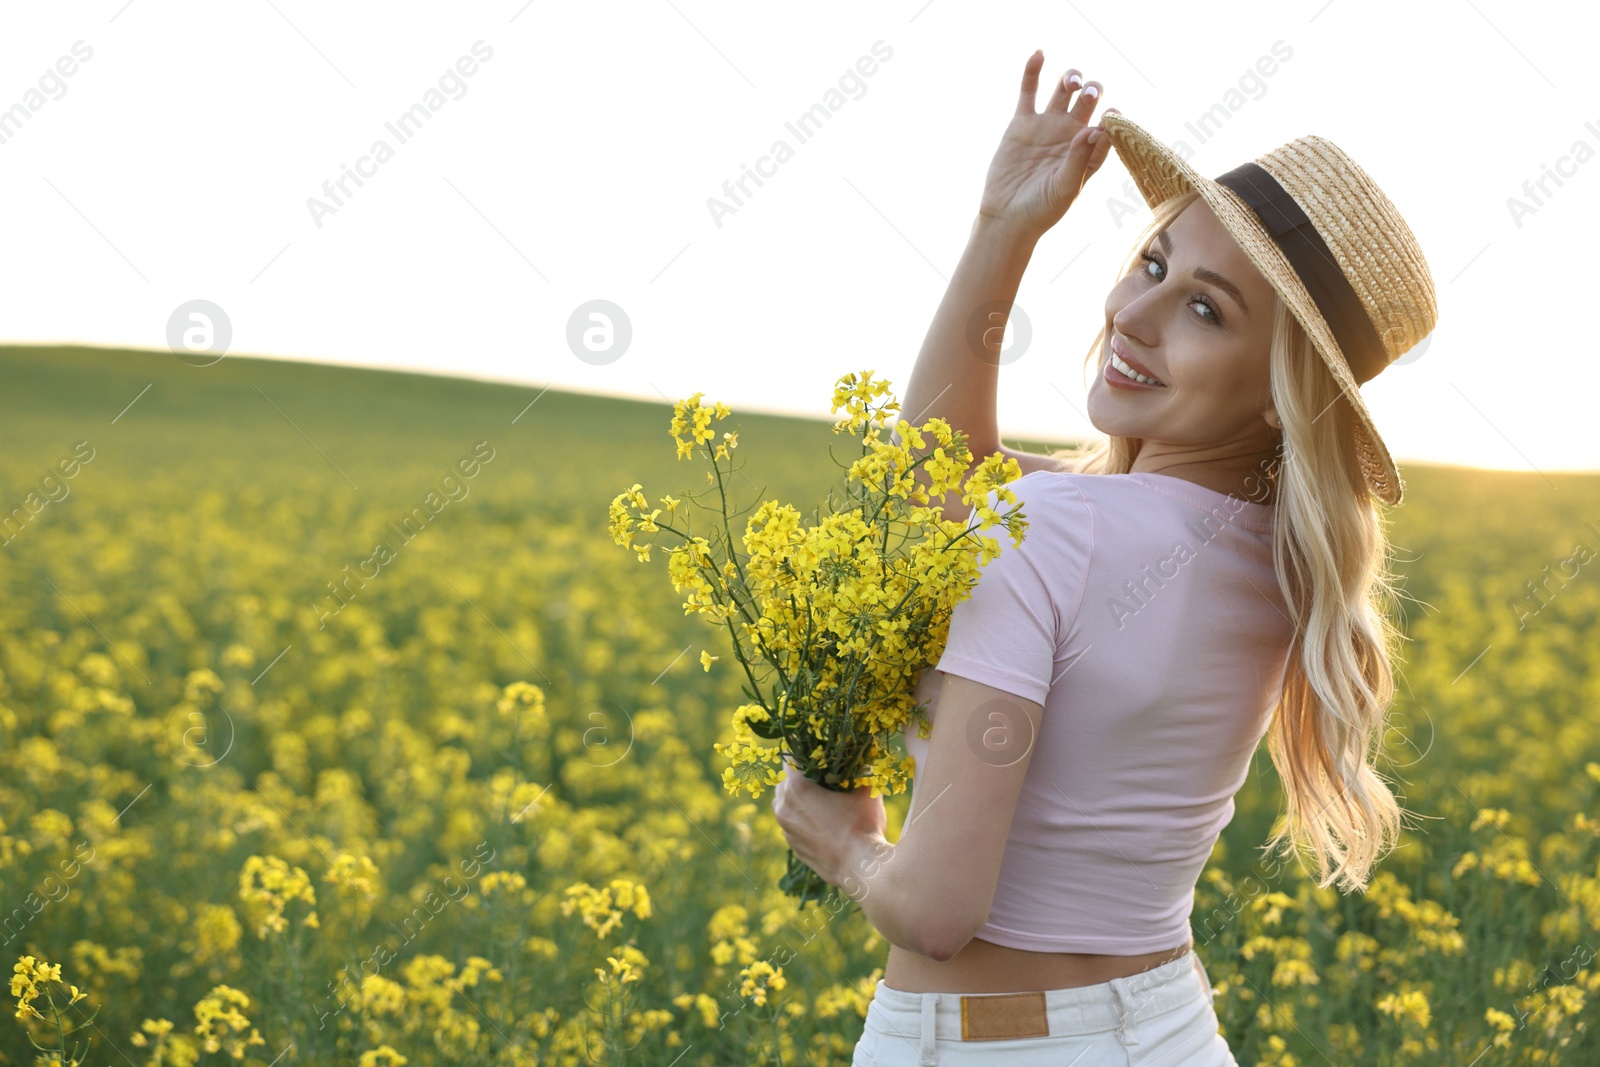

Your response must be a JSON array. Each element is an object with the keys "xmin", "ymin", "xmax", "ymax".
[{"xmin": 1130, "ymin": 441, "xmax": 1283, "ymax": 507}]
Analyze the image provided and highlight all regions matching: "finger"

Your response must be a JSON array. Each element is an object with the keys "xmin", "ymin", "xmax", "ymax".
[
  {"xmin": 1064, "ymin": 125, "xmax": 1096, "ymax": 159},
  {"xmin": 1015, "ymin": 49, "xmax": 1045, "ymax": 116},
  {"xmin": 1050, "ymin": 129, "xmax": 1098, "ymax": 200},
  {"xmin": 1070, "ymin": 79, "xmax": 1103, "ymax": 124},
  {"xmin": 1045, "ymin": 67, "xmax": 1083, "ymax": 112},
  {"xmin": 1088, "ymin": 126, "xmax": 1115, "ymax": 169},
  {"xmin": 1069, "ymin": 129, "xmax": 1114, "ymax": 196}
]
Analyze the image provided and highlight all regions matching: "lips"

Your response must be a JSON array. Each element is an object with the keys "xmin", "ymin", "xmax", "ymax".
[{"xmin": 1110, "ymin": 335, "xmax": 1165, "ymax": 386}]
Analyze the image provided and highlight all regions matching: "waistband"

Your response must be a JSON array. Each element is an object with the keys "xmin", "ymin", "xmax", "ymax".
[{"xmin": 868, "ymin": 948, "xmax": 1208, "ymax": 1042}]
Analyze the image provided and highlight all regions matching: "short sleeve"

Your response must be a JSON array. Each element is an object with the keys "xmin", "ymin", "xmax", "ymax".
[{"xmin": 934, "ymin": 474, "xmax": 1092, "ymax": 705}]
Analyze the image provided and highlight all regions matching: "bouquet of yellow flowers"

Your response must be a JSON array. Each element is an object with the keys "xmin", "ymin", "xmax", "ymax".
[{"xmin": 607, "ymin": 370, "xmax": 1028, "ymax": 902}]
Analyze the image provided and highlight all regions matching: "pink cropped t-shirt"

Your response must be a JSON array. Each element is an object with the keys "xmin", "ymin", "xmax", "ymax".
[{"xmin": 908, "ymin": 469, "xmax": 1297, "ymax": 954}]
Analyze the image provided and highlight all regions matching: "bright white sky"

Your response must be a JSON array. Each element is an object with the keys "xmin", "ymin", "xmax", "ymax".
[{"xmin": 4, "ymin": 1, "xmax": 1597, "ymax": 473}]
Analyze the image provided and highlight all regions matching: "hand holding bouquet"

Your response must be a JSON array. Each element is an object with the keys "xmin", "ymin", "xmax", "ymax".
[{"xmin": 607, "ymin": 370, "xmax": 1027, "ymax": 904}]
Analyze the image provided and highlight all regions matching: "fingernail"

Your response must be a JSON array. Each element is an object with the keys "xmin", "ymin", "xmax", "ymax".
[
  {"xmin": 1083, "ymin": 84, "xmax": 1099, "ymax": 99},
  {"xmin": 1066, "ymin": 72, "xmax": 1081, "ymax": 88}
]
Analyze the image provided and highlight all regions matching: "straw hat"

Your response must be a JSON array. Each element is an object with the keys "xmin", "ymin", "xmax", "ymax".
[{"xmin": 1098, "ymin": 112, "xmax": 1436, "ymax": 506}]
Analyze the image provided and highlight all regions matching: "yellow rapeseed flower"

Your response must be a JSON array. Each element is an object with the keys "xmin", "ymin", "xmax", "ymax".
[
  {"xmin": 1375, "ymin": 988, "xmax": 1432, "ymax": 1028},
  {"xmin": 1470, "ymin": 807, "xmax": 1512, "ymax": 833},
  {"xmin": 616, "ymin": 371, "xmax": 1028, "ymax": 897},
  {"xmin": 672, "ymin": 991, "xmax": 722, "ymax": 1028},
  {"xmin": 738, "ymin": 960, "xmax": 786, "ymax": 1007},
  {"xmin": 193, "ymin": 985, "xmax": 265, "ymax": 1059},
  {"xmin": 324, "ymin": 851, "xmax": 381, "ymax": 901},
  {"xmin": 128, "ymin": 1016, "xmax": 175, "ymax": 1048},
  {"xmin": 495, "ymin": 680, "xmax": 547, "ymax": 719},
  {"xmin": 561, "ymin": 879, "xmax": 653, "ymax": 940},
  {"xmin": 1484, "ymin": 1006, "xmax": 1516, "ymax": 1047},
  {"xmin": 479, "ymin": 871, "xmax": 527, "ymax": 897},
  {"xmin": 238, "ymin": 855, "xmax": 318, "ymax": 938},
  {"xmin": 591, "ymin": 945, "xmax": 649, "ymax": 990},
  {"xmin": 10, "ymin": 955, "xmax": 82, "ymax": 1022}
]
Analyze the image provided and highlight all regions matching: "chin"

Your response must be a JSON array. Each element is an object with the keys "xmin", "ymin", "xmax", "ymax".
[
  {"xmin": 1084, "ymin": 389, "xmax": 1130, "ymax": 438},
  {"xmin": 1084, "ymin": 401, "xmax": 1150, "ymax": 445}
]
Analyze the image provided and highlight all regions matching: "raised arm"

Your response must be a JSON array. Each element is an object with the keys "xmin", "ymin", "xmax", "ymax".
[{"xmin": 893, "ymin": 52, "xmax": 1115, "ymax": 521}]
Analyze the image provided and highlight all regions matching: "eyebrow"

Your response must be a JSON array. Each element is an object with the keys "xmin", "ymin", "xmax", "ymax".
[{"xmin": 1156, "ymin": 230, "xmax": 1250, "ymax": 318}]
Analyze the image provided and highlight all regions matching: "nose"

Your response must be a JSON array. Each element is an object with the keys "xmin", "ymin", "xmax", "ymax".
[
  {"xmin": 1111, "ymin": 295, "xmax": 1158, "ymax": 351},
  {"xmin": 1110, "ymin": 264, "xmax": 1170, "ymax": 341}
]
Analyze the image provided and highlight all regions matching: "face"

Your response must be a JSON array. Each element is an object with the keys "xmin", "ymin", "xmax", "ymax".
[{"xmin": 1088, "ymin": 197, "xmax": 1281, "ymax": 456}]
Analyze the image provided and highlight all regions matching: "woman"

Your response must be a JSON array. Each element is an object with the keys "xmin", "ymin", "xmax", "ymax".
[{"xmin": 771, "ymin": 49, "xmax": 1436, "ymax": 1065}]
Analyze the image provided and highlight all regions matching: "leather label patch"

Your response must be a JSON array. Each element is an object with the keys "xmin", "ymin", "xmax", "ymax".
[{"xmin": 959, "ymin": 991, "xmax": 1050, "ymax": 1040}]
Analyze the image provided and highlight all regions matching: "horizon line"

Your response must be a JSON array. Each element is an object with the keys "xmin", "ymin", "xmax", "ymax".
[{"xmin": 8, "ymin": 342, "xmax": 1597, "ymax": 477}]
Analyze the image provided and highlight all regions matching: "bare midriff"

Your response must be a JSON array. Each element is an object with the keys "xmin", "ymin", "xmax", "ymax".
[{"xmin": 882, "ymin": 934, "xmax": 1195, "ymax": 994}]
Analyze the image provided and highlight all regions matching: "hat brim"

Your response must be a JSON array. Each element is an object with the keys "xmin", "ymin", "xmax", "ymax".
[{"xmin": 1099, "ymin": 112, "xmax": 1405, "ymax": 507}]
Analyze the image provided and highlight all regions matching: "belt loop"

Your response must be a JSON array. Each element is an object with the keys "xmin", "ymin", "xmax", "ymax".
[
  {"xmin": 1193, "ymin": 950, "xmax": 1216, "ymax": 1006},
  {"xmin": 919, "ymin": 992, "xmax": 938, "ymax": 1065},
  {"xmin": 1112, "ymin": 977, "xmax": 1140, "ymax": 1046}
]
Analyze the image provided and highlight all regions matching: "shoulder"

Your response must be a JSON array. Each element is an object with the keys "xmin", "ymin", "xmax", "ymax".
[
  {"xmin": 971, "ymin": 470, "xmax": 1098, "ymax": 567},
  {"xmin": 995, "ymin": 469, "xmax": 1111, "ymax": 527},
  {"xmin": 1008, "ymin": 469, "xmax": 1198, "ymax": 527},
  {"xmin": 967, "ymin": 470, "xmax": 1210, "ymax": 555},
  {"xmin": 984, "ymin": 470, "xmax": 1198, "ymax": 563}
]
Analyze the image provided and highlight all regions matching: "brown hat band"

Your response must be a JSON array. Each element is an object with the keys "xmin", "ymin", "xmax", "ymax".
[{"xmin": 1213, "ymin": 161, "xmax": 1388, "ymax": 386}]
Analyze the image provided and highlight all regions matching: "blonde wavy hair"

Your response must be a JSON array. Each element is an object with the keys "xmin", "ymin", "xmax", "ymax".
[{"xmin": 1049, "ymin": 188, "xmax": 1410, "ymax": 892}]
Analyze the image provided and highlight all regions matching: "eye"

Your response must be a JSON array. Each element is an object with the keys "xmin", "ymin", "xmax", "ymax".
[{"xmin": 1137, "ymin": 250, "xmax": 1224, "ymax": 326}]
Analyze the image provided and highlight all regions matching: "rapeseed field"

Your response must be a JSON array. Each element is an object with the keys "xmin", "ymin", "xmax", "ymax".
[{"xmin": 1, "ymin": 347, "xmax": 1595, "ymax": 1064}]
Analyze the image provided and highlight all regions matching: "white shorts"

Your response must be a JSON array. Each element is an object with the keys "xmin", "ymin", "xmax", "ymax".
[{"xmin": 850, "ymin": 948, "xmax": 1237, "ymax": 1066}]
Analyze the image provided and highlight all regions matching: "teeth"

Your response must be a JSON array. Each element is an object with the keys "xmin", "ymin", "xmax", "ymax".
[{"xmin": 1111, "ymin": 351, "xmax": 1163, "ymax": 385}]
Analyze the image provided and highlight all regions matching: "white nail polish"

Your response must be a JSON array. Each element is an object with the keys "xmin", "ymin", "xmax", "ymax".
[{"xmin": 1083, "ymin": 84, "xmax": 1098, "ymax": 99}]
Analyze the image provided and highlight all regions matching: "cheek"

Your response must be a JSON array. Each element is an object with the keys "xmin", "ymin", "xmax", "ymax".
[
  {"xmin": 1226, "ymin": 335, "xmax": 1274, "ymax": 394},
  {"xmin": 1178, "ymin": 337, "xmax": 1258, "ymax": 389}
]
